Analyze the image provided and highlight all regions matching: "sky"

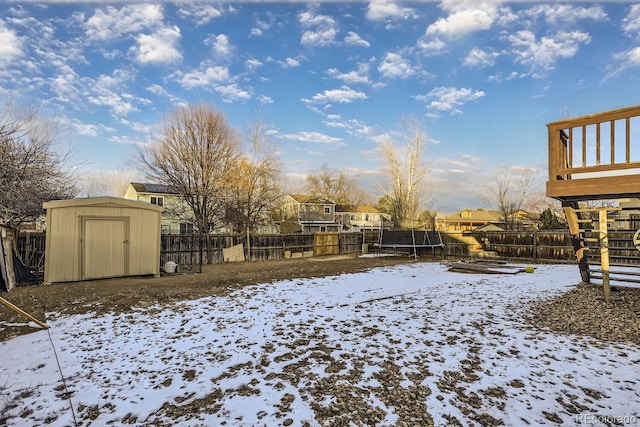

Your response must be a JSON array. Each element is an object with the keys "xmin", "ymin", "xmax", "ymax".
[
  {"xmin": 2, "ymin": 1, "xmax": 640, "ymax": 213},
  {"xmin": 1, "ymin": 261, "xmax": 639, "ymax": 426}
]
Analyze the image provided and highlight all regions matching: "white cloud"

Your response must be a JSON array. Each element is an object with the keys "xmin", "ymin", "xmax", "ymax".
[
  {"xmin": 327, "ymin": 63, "xmax": 370, "ymax": 84},
  {"xmin": 302, "ymin": 86, "xmax": 368, "ymax": 105},
  {"xmin": 366, "ymin": 0, "xmax": 416, "ymax": 21},
  {"xmin": 416, "ymin": 37, "xmax": 446, "ymax": 56},
  {"xmin": 177, "ymin": 3, "xmax": 222, "ymax": 26},
  {"xmin": 606, "ymin": 46, "xmax": 640, "ymax": 80},
  {"xmin": 426, "ymin": 1, "xmax": 498, "ymax": 38},
  {"xmin": 109, "ymin": 134, "xmax": 148, "ymax": 148},
  {"xmin": 88, "ymin": 92, "xmax": 138, "ymax": 117},
  {"xmin": 134, "ymin": 26, "xmax": 182, "ymax": 65},
  {"xmin": 506, "ymin": 30, "xmax": 591, "ymax": 73},
  {"xmin": 257, "ymin": 95, "xmax": 273, "ymax": 104},
  {"xmin": 524, "ymin": 4, "xmax": 608, "ymax": 26},
  {"xmin": 250, "ymin": 13, "xmax": 278, "ymax": 38},
  {"xmin": 206, "ymin": 33, "xmax": 233, "ymax": 59},
  {"xmin": 619, "ymin": 46, "xmax": 640, "ymax": 67},
  {"xmin": 85, "ymin": 4, "xmax": 163, "ymax": 40},
  {"xmin": 214, "ymin": 84, "xmax": 251, "ymax": 103},
  {"xmin": 0, "ymin": 20, "xmax": 22, "ymax": 63},
  {"xmin": 301, "ymin": 27, "xmax": 338, "ymax": 47},
  {"xmin": 283, "ymin": 57, "xmax": 301, "ymax": 68},
  {"xmin": 50, "ymin": 65, "xmax": 82, "ymax": 103},
  {"xmin": 487, "ymin": 71, "xmax": 521, "ymax": 83},
  {"xmin": 622, "ymin": 4, "xmax": 640, "ymax": 38},
  {"xmin": 344, "ymin": 31, "xmax": 370, "ymax": 48},
  {"xmin": 415, "ymin": 86, "xmax": 485, "ymax": 115},
  {"xmin": 378, "ymin": 52, "xmax": 415, "ymax": 79},
  {"xmin": 323, "ymin": 118, "xmax": 348, "ymax": 129},
  {"xmin": 463, "ymin": 47, "xmax": 499, "ymax": 67},
  {"xmin": 178, "ymin": 66, "xmax": 230, "ymax": 89},
  {"xmin": 129, "ymin": 121, "xmax": 152, "ymax": 134},
  {"xmin": 95, "ymin": 68, "xmax": 135, "ymax": 88},
  {"xmin": 278, "ymin": 131, "xmax": 344, "ymax": 146},
  {"xmin": 298, "ymin": 7, "xmax": 335, "ymax": 28},
  {"xmin": 72, "ymin": 121, "xmax": 115, "ymax": 137},
  {"xmin": 146, "ymin": 83, "xmax": 184, "ymax": 104},
  {"xmin": 245, "ymin": 58, "xmax": 263, "ymax": 72},
  {"xmin": 298, "ymin": 7, "xmax": 338, "ymax": 47}
]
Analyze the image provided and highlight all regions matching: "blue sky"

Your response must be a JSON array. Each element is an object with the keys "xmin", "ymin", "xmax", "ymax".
[{"xmin": 2, "ymin": 1, "xmax": 640, "ymax": 213}]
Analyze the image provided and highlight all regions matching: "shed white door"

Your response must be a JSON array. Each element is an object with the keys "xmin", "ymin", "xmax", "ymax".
[{"xmin": 83, "ymin": 218, "xmax": 127, "ymax": 280}]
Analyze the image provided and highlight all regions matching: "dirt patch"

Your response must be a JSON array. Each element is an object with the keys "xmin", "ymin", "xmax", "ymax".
[{"xmin": 0, "ymin": 254, "xmax": 415, "ymax": 342}]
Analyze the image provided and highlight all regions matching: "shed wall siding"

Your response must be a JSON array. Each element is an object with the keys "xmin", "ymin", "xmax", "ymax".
[{"xmin": 44, "ymin": 198, "xmax": 161, "ymax": 283}]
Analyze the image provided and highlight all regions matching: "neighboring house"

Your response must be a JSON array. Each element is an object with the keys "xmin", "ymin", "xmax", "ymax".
[
  {"xmin": 437, "ymin": 208, "xmax": 538, "ymax": 231},
  {"xmin": 123, "ymin": 182, "xmax": 193, "ymax": 234},
  {"xmin": 335, "ymin": 205, "xmax": 383, "ymax": 231},
  {"xmin": 14, "ymin": 215, "xmax": 46, "ymax": 231},
  {"xmin": 281, "ymin": 194, "xmax": 338, "ymax": 232},
  {"xmin": 437, "ymin": 209, "xmax": 503, "ymax": 232}
]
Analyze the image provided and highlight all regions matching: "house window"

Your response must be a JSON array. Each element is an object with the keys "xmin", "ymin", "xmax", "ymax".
[
  {"xmin": 324, "ymin": 207, "xmax": 331, "ymax": 214},
  {"xmin": 150, "ymin": 196, "xmax": 164, "ymax": 206},
  {"xmin": 180, "ymin": 223, "xmax": 193, "ymax": 234}
]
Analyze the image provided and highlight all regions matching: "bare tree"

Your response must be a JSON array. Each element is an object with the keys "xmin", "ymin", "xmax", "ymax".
[
  {"xmin": 80, "ymin": 169, "xmax": 141, "ymax": 197},
  {"xmin": 484, "ymin": 166, "xmax": 538, "ymax": 230},
  {"xmin": 379, "ymin": 117, "xmax": 428, "ymax": 228},
  {"xmin": 305, "ymin": 164, "xmax": 358, "ymax": 204},
  {"xmin": 140, "ymin": 104, "xmax": 240, "ymax": 234},
  {"xmin": 226, "ymin": 114, "xmax": 282, "ymax": 241},
  {"xmin": 0, "ymin": 103, "xmax": 77, "ymax": 228}
]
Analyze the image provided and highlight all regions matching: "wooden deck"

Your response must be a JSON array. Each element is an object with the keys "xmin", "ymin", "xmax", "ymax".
[
  {"xmin": 546, "ymin": 105, "xmax": 640, "ymax": 201},
  {"xmin": 546, "ymin": 106, "xmax": 640, "ymax": 299}
]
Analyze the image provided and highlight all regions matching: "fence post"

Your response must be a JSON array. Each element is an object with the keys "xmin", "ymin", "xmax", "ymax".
[
  {"xmin": 599, "ymin": 211, "xmax": 611, "ymax": 303},
  {"xmin": 282, "ymin": 235, "xmax": 286, "ymax": 258},
  {"xmin": 533, "ymin": 231, "xmax": 537, "ymax": 263},
  {"xmin": 199, "ymin": 232, "xmax": 203, "ymax": 273}
]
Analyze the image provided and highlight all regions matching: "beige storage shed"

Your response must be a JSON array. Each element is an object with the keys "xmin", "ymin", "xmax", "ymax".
[{"xmin": 43, "ymin": 197, "xmax": 163, "ymax": 283}]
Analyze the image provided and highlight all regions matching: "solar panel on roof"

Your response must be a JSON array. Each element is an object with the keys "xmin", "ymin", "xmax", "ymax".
[{"xmin": 142, "ymin": 183, "xmax": 177, "ymax": 193}]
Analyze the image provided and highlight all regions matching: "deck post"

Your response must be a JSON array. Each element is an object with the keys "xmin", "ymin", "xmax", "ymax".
[{"xmin": 599, "ymin": 210, "xmax": 611, "ymax": 303}]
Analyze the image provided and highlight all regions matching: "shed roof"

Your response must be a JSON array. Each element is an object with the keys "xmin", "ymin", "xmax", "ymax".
[{"xmin": 43, "ymin": 196, "xmax": 164, "ymax": 212}]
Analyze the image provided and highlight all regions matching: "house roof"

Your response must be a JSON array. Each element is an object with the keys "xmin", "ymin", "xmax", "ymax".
[
  {"xmin": 444, "ymin": 209, "xmax": 502, "ymax": 223},
  {"xmin": 288, "ymin": 194, "xmax": 335, "ymax": 204},
  {"xmin": 335, "ymin": 205, "xmax": 381, "ymax": 213},
  {"xmin": 443, "ymin": 208, "xmax": 538, "ymax": 223},
  {"xmin": 131, "ymin": 182, "xmax": 178, "ymax": 194}
]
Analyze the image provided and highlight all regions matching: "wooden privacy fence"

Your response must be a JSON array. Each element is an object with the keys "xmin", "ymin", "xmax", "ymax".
[
  {"xmin": 19, "ymin": 229, "xmax": 621, "ymax": 272},
  {"xmin": 17, "ymin": 230, "xmax": 578, "ymax": 272},
  {"xmin": 160, "ymin": 231, "xmax": 381, "ymax": 266},
  {"xmin": 442, "ymin": 230, "xmax": 577, "ymax": 263}
]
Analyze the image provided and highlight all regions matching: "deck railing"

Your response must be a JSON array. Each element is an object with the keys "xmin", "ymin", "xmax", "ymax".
[{"xmin": 547, "ymin": 105, "xmax": 640, "ymax": 201}]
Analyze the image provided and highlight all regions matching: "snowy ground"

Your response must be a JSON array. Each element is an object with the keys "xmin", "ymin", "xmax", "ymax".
[{"xmin": 1, "ymin": 262, "xmax": 639, "ymax": 426}]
